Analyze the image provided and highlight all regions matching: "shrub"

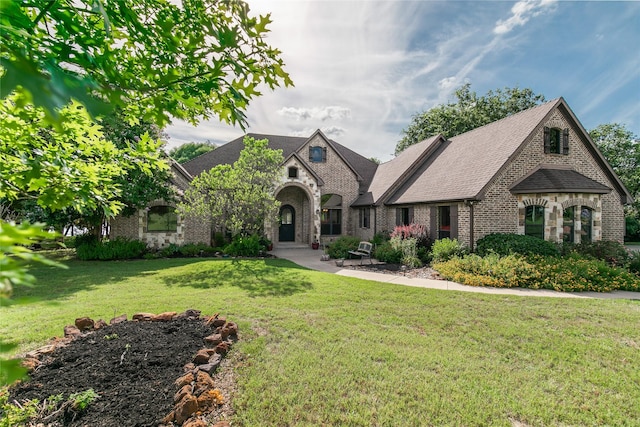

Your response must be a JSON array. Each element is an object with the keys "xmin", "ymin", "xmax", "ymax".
[
  {"xmin": 373, "ymin": 241, "xmax": 403, "ymax": 264},
  {"xmin": 326, "ymin": 236, "xmax": 361, "ymax": 259},
  {"xmin": 476, "ymin": 233, "xmax": 559, "ymax": 257},
  {"xmin": 178, "ymin": 243, "xmax": 209, "ymax": 257},
  {"xmin": 390, "ymin": 236, "xmax": 421, "ymax": 268},
  {"xmin": 433, "ymin": 254, "xmax": 540, "ymax": 288},
  {"xmin": 626, "ymin": 215, "xmax": 640, "ymax": 242},
  {"xmin": 434, "ymin": 253, "xmax": 640, "ymax": 292},
  {"xmin": 627, "ymin": 251, "xmax": 640, "ymax": 276},
  {"xmin": 371, "ymin": 232, "xmax": 389, "ymax": 247},
  {"xmin": 76, "ymin": 238, "xmax": 147, "ymax": 260},
  {"xmin": 158, "ymin": 243, "xmax": 181, "ymax": 258},
  {"xmin": 563, "ymin": 240, "xmax": 630, "ymax": 267},
  {"xmin": 430, "ymin": 238, "xmax": 468, "ymax": 263},
  {"xmin": 212, "ymin": 231, "xmax": 228, "ymax": 248},
  {"xmin": 390, "ymin": 223, "xmax": 430, "ymax": 248},
  {"xmin": 224, "ymin": 234, "xmax": 264, "ymax": 257}
]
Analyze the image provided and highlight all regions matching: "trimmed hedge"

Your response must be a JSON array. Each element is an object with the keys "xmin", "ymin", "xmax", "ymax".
[{"xmin": 476, "ymin": 233, "xmax": 559, "ymax": 257}]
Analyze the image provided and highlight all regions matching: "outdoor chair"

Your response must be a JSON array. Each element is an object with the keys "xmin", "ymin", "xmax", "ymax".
[{"xmin": 348, "ymin": 241, "xmax": 373, "ymax": 265}]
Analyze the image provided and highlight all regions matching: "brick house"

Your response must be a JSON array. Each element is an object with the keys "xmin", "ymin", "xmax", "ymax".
[{"xmin": 110, "ymin": 97, "xmax": 632, "ymax": 249}]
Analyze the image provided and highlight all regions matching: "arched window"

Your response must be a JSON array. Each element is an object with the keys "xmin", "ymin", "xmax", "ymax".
[
  {"xmin": 580, "ymin": 207, "xmax": 593, "ymax": 243},
  {"xmin": 147, "ymin": 206, "xmax": 177, "ymax": 232},
  {"xmin": 563, "ymin": 207, "xmax": 575, "ymax": 243},
  {"xmin": 525, "ymin": 205, "xmax": 544, "ymax": 239}
]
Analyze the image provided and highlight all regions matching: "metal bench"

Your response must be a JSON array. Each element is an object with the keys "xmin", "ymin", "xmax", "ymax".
[{"xmin": 348, "ymin": 241, "xmax": 373, "ymax": 264}]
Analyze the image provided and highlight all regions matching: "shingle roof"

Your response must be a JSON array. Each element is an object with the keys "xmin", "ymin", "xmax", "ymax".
[
  {"xmin": 354, "ymin": 135, "xmax": 444, "ymax": 206},
  {"xmin": 181, "ymin": 132, "xmax": 378, "ymax": 189},
  {"xmin": 387, "ymin": 99, "xmax": 561, "ymax": 204},
  {"xmin": 510, "ymin": 167, "xmax": 611, "ymax": 194}
]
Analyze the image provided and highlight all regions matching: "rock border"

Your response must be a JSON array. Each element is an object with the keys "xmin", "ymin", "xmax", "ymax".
[{"xmin": 20, "ymin": 309, "xmax": 236, "ymax": 427}]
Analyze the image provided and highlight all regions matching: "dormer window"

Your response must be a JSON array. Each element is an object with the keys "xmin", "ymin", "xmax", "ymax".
[
  {"xmin": 288, "ymin": 167, "xmax": 298, "ymax": 178},
  {"xmin": 309, "ymin": 146, "xmax": 327, "ymax": 163},
  {"xmin": 544, "ymin": 127, "xmax": 569, "ymax": 155}
]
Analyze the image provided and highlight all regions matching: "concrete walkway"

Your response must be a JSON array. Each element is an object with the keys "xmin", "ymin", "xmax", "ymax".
[{"xmin": 271, "ymin": 245, "xmax": 640, "ymax": 300}]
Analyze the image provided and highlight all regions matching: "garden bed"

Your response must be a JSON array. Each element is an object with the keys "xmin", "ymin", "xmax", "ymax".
[{"xmin": 6, "ymin": 311, "xmax": 237, "ymax": 427}]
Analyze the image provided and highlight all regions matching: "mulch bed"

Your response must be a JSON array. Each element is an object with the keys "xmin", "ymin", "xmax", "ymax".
[
  {"xmin": 7, "ymin": 311, "xmax": 237, "ymax": 427},
  {"xmin": 347, "ymin": 262, "xmax": 443, "ymax": 280}
]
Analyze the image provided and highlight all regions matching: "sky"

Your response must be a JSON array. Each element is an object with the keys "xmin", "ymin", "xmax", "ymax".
[{"xmin": 165, "ymin": 0, "xmax": 640, "ymax": 163}]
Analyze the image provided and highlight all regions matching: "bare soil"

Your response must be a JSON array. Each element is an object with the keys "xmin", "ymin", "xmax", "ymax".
[{"xmin": 8, "ymin": 318, "xmax": 236, "ymax": 426}]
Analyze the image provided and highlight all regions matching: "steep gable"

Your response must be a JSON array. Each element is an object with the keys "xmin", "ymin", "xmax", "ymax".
[
  {"xmin": 388, "ymin": 99, "xmax": 561, "ymax": 204},
  {"xmin": 354, "ymin": 135, "xmax": 445, "ymax": 206}
]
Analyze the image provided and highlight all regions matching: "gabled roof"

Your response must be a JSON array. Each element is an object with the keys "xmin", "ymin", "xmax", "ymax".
[
  {"xmin": 510, "ymin": 166, "xmax": 611, "ymax": 194},
  {"xmin": 352, "ymin": 134, "xmax": 445, "ymax": 206},
  {"xmin": 181, "ymin": 132, "xmax": 378, "ymax": 189},
  {"xmin": 387, "ymin": 99, "xmax": 562, "ymax": 204}
]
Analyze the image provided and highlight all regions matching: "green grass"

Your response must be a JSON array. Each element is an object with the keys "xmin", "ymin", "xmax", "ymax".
[{"xmin": 2, "ymin": 258, "xmax": 640, "ymax": 426}]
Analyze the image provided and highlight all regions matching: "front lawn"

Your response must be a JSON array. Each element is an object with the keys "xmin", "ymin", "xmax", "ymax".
[{"xmin": 2, "ymin": 258, "xmax": 639, "ymax": 425}]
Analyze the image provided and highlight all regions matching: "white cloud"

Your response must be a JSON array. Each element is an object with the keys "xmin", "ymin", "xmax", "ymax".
[
  {"xmin": 277, "ymin": 106, "xmax": 351, "ymax": 121},
  {"xmin": 494, "ymin": 0, "xmax": 557, "ymax": 35}
]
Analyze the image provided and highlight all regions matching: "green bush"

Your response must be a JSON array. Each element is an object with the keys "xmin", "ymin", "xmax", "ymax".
[
  {"xmin": 326, "ymin": 236, "xmax": 361, "ymax": 259},
  {"xmin": 476, "ymin": 233, "xmax": 559, "ymax": 257},
  {"xmin": 430, "ymin": 238, "xmax": 468, "ymax": 263},
  {"xmin": 562, "ymin": 240, "xmax": 630, "ymax": 267},
  {"xmin": 373, "ymin": 241, "xmax": 402, "ymax": 264},
  {"xmin": 628, "ymin": 251, "xmax": 640, "ymax": 276},
  {"xmin": 158, "ymin": 243, "xmax": 181, "ymax": 258},
  {"xmin": 178, "ymin": 243, "xmax": 211, "ymax": 257},
  {"xmin": 76, "ymin": 238, "xmax": 147, "ymax": 260},
  {"xmin": 224, "ymin": 234, "xmax": 264, "ymax": 257},
  {"xmin": 626, "ymin": 215, "xmax": 640, "ymax": 241}
]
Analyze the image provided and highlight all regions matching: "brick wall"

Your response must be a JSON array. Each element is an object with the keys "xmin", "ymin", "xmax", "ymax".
[
  {"xmin": 474, "ymin": 109, "xmax": 626, "ymax": 244},
  {"xmin": 297, "ymin": 134, "xmax": 361, "ymax": 244}
]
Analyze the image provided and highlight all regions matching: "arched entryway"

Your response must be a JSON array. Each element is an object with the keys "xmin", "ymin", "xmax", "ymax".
[
  {"xmin": 279, "ymin": 205, "xmax": 295, "ymax": 242},
  {"xmin": 273, "ymin": 184, "xmax": 315, "ymax": 245}
]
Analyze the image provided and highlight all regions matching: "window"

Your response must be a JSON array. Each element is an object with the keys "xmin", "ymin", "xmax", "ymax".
[
  {"xmin": 396, "ymin": 207, "xmax": 414, "ymax": 226},
  {"xmin": 288, "ymin": 167, "xmax": 298, "ymax": 178},
  {"xmin": 563, "ymin": 207, "xmax": 575, "ymax": 243},
  {"xmin": 525, "ymin": 205, "xmax": 544, "ymax": 239},
  {"xmin": 321, "ymin": 209, "xmax": 342, "ymax": 235},
  {"xmin": 359, "ymin": 207, "xmax": 370, "ymax": 229},
  {"xmin": 580, "ymin": 207, "xmax": 593, "ymax": 243},
  {"xmin": 438, "ymin": 206, "xmax": 451, "ymax": 239},
  {"xmin": 544, "ymin": 127, "xmax": 569, "ymax": 155},
  {"xmin": 309, "ymin": 146, "xmax": 327, "ymax": 163},
  {"xmin": 147, "ymin": 206, "xmax": 177, "ymax": 232},
  {"xmin": 321, "ymin": 194, "xmax": 342, "ymax": 235}
]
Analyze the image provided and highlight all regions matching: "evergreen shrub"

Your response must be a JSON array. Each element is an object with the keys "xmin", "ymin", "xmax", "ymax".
[{"xmin": 476, "ymin": 233, "xmax": 559, "ymax": 257}]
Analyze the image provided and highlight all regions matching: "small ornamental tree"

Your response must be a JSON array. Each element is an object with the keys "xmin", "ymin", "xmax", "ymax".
[{"xmin": 181, "ymin": 137, "xmax": 284, "ymax": 237}]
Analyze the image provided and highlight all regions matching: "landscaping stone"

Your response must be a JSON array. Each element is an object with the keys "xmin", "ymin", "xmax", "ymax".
[
  {"xmin": 109, "ymin": 313, "xmax": 127, "ymax": 324},
  {"xmin": 153, "ymin": 311, "xmax": 177, "ymax": 321},
  {"xmin": 204, "ymin": 333, "xmax": 223, "ymax": 345},
  {"xmin": 132, "ymin": 312, "xmax": 155, "ymax": 321},
  {"xmin": 63, "ymin": 324, "xmax": 81, "ymax": 338},
  {"xmin": 74, "ymin": 317, "xmax": 94, "ymax": 331}
]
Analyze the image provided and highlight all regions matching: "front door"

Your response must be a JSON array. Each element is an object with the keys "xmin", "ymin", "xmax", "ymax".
[{"xmin": 279, "ymin": 205, "xmax": 295, "ymax": 242}]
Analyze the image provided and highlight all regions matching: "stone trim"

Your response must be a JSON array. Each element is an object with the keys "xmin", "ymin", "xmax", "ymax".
[
  {"xmin": 561, "ymin": 198, "xmax": 597, "ymax": 210},
  {"xmin": 522, "ymin": 198, "xmax": 548, "ymax": 207}
]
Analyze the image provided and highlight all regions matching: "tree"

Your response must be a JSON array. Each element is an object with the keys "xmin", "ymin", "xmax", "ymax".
[
  {"xmin": 1, "ymin": 0, "xmax": 293, "ymax": 128},
  {"xmin": 396, "ymin": 84, "xmax": 545, "ymax": 154},
  {"xmin": 1, "ymin": 0, "xmax": 292, "ymax": 384},
  {"xmin": 169, "ymin": 142, "xmax": 216, "ymax": 164},
  {"xmin": 589, "ymin": 123, "xmax": 640, "ymax": 238},
  {"xmin": 181, "ymin": 137, "xmax": 283, "ymax": 237}
]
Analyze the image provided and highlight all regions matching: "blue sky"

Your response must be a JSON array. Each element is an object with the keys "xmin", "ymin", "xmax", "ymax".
[{"xmin": 165, "ymin": 0, "xmax": 640, "ymax": 162}]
